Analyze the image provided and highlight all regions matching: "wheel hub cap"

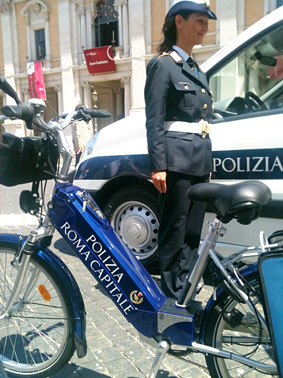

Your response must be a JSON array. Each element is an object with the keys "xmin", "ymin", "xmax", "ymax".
[
  {"xmin": 128, "ymin": 221, "xmax": 142, "ymax": 239},
  {"xmin": 112, "ymin": 201, "xmax": 159, "ymax": 260}
]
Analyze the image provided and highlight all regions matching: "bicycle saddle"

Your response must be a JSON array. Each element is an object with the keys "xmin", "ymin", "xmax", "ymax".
[{"xmin": 187, "ymin": 181, "xmax": 272, "ymax": 224}]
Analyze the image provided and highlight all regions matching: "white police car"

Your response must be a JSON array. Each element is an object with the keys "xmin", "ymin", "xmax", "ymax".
[{"xmin": 74, "ymin": 7, "xmax": 283, "ymax": 267}]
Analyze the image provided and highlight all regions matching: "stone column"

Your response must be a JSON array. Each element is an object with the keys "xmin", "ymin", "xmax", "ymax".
[
  {"xmin": 144, "ymin": 0, "xmax": 152, "ymax": 55},
  {"xmin": 0, "ymin": 0, "xmax": 19, "ymax": 105},
  {"xmin": 216, "ymin": 0, "xmax": 238, "ymax": 99},
  {"xmin": 166, "ymin": 0, "xmax": 172, "ymax": 12},
  {"xmin": 114, "ymin": 88, "xmax": 123, "ymax": 120},
  {"xmin": 85, "ymin": 2, "xmax": 93, "ymax": 48},
  {"xmin": 58, "ymin": 0, "xmax": 76, "ymax": 112},
  {"xmin": 264, "ymin": 0, "xmax": 277, "ymax": 14},
  {"xmin": 25, "ymin": 16, "xmax": 32, "ymax": 60},
  {"xmin": 81, "ymin": 82, "xmax": 93, "ymax": 109},
  {"xmin": 44, "ymin": 14, "xmax": 51, "ymax": 68},
  {"xmin": 236, "ymin": 0, "xmax": 245, "ymax": 35},
  {"xmin": 117, "ymin": 3, "xmax": 123, "ymax": 48},
  {"xmin": 82, "ymin": 82, "xmax": 94, "ymax": 131},
  {"xmin": 79, "ymin": 6, "xmax": 87, "ymax": 49},
  {"xmin": 11, "ymin": 0, "xmax": 19, "ymax": 73},
  {"xmin": 217, "ymin": 0, "xmax": 237, "ymax": 47},
  {"xmin": 122, "ymin": 1, "xmax": 129, "ymax": 57},
  {"xmin": 74, "ymin": 3, "xmax": 81, "ymax": 65},
  {"xmin": 121, "ymin": 77, "xmax": 131, "ymax": 117},
  {"xmin": 0, "ymin": 1, "xmax": 21, "ymax": 137},
  {"xmin": 93, "ymin": 10, "xmax": 98, "ymax": 47},
  {"xmin": 128, "ymin": 0, "xmax": 146, "ymax": 113},
  {"xmin": 54, "ymin": 85, "xmax": 63, "ymax": 115}
]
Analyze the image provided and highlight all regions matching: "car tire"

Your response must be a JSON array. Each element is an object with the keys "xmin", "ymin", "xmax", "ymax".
[{"xmin": 103, "ymin": 186, "xmax": 160, "ymax": 269}]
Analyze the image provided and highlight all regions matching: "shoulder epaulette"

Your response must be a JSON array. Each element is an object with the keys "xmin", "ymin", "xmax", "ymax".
[
  {"xmin": 169, "ymin": 51, "xmax": 182, "ymax": 63},
  {"xmin": 158, "ymin": 52, "xmax": 169, "ymax": 59}
]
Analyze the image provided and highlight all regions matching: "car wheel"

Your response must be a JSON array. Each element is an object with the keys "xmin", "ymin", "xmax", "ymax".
[{"xmin": 103, "ymin": 186, "xmax": 160, "ymax": 267}]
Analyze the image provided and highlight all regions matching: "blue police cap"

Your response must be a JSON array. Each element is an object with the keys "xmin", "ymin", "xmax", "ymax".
[{"xmin": 166, "ymin": 0, "xmax": 217, "ymax": 21}]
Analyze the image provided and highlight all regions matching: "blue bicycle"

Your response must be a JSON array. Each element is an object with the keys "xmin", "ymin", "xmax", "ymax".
[{"xmin": 0, "ymin": 99, "xmax": 281, "ymax": 378}]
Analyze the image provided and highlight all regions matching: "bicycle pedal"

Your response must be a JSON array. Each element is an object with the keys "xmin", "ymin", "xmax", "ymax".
[{"xmin": 168, "ymin": 347, "xmax": 192, "ymax": 357}]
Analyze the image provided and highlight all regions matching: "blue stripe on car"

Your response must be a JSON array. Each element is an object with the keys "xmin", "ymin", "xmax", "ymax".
[
  {"xmin": 75, "ymin": 148, "xmax": 283, "ymax": 181},
  {"xmin": 76, "ymin": 155, "xmax": 151, "ymax": 180}
]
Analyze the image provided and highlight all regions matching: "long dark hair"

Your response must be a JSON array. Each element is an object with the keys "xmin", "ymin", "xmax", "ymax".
[{"xmin": 158, "ymin": 11, "xmax": 192, "ymax": 53}]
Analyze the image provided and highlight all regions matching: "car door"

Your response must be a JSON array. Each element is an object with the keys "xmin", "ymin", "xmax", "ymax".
[{"xmin": 203, "ymin": 20, "xmax": 283, "ymax": 252}]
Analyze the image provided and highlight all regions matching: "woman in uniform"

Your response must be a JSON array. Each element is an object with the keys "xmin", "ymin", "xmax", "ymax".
[{"xmin": 144, "ymin": 0, "xmax": 217, "ymax": 299}]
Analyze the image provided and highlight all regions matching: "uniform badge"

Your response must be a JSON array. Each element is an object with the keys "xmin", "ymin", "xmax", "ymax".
[{"xmin": 130, "ymin": 290, "xmax": 144, "ymax": 305}]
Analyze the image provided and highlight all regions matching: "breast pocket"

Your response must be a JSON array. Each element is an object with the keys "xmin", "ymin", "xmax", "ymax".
[{"xmin": 174, "ymin": 82, "xmax": 199, "ymax": 108}]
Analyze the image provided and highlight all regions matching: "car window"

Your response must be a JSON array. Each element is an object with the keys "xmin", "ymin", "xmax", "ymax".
[{"xmin": 210, "ymin": 25, "xmax": 283, "ymax": 120}]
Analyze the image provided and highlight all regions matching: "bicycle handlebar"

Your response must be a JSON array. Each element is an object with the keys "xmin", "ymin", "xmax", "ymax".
[
  {"xmin": 0, "ymin": 100, "xmax": 111, "ymax": 181},
  {"xmin": 1, "ymin": 100, "xmax": 111, "ymax": 131},
  {"xmin": 1, "ymin": 102, "xmax": 35, "ymax": 129},
  {"xmin": 84, "ymin": 109, "xmax": 111, "ymax": 118}
]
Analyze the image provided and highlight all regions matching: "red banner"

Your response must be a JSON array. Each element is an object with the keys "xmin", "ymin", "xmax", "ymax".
[
  {"xmin": 84, "ymin": 46, "xmax": 116, "ymax": 75},
  {"xmin": 269, "ymin": 55, "xmax": 283, "ymax": 79},
  {"xmin": 27, "ymin": 61, "xmax": 46, "ymax": 100}
]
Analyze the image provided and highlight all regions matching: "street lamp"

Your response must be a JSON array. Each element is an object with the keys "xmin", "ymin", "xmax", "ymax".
[{"xmin": 92, "ymin": 89, "xmax": 98, "ymax": 134}]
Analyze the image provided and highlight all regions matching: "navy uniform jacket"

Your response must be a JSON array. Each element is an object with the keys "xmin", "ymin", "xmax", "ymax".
[{"xmin": 145, "ymin": 50, "xmax": 213, "ymax": 177}]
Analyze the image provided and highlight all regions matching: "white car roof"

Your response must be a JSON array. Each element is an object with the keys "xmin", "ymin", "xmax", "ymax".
[{"xmin": 201, "ymin": 6, "xmax": 283, "ymax": 72}]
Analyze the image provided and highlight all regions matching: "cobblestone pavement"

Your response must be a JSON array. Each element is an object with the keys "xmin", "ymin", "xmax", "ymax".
[{"xmin": 0, "ymin": 225, "xmax": 212, "ymax": 378}]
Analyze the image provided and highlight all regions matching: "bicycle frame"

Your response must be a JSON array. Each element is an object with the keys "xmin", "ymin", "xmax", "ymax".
[
  {"xmin": 50, "ymin": 182, "xmax": 273, "ymax": 348},
  {"xmin": 1, "ymin": 185, "xmax": 278, "ymax": 375},
  {"xmin": 47, "ymin": 182, "xmax": 278, "ymax": 375},
  {"xmin": 49, "ymin": 182, "xmax": 200, "ymax": 345},
  {"xmin": 0, "ymin": 101, "xmax": 278, "ymax": 376}
]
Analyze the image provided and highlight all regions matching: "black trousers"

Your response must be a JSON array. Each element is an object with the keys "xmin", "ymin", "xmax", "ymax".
[{"xmin": 158, "ymin": 171, "xmax": 209, "ymax": 299}]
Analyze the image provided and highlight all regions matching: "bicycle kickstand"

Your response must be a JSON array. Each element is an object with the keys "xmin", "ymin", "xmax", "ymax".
[{"xmin": 148, "ymin": 338, "xmax": 171, "ymax": 378}]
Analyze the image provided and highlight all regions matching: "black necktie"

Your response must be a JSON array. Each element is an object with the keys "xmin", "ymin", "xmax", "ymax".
[{"xmin": 187, "ymin": 57, "xmax": 198, "ymax": 76}]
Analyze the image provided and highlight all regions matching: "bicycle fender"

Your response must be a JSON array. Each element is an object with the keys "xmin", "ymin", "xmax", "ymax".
[
  {"xmin": 0, "ymin": 233, "xmax": 87, "ymax": 358},
  {"xmin": 199, "ymin": 263, "xmax": 258, "ymax": 343}
]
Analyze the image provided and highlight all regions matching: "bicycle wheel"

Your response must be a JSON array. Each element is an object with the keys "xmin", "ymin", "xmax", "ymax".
[
  {"xmin": 204, "ymin": 273, "xmax": 278, "ymax": 378},
  {"xmin": 0, "ymin": 243, "xmax": 76, "ymax": 378}
]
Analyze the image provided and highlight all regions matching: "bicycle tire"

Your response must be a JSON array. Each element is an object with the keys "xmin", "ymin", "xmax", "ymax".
[
  {"xmin": 204, "ymin": 273, "xmax": 278, "ymax": 378},
  {"xmin": 0, "ymin": 243, "xmax": 76, "ymax": 378}
]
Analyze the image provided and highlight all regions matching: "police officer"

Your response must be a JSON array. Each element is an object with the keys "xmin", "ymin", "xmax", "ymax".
[{"xmin": 144, "ymin": 0, "xmax": 217, "ymax": 299}]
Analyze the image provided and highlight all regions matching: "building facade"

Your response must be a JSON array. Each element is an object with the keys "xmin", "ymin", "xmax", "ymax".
[{"xmin": 0, "ymin": 0, "xmax": 282, "ymax": 136}]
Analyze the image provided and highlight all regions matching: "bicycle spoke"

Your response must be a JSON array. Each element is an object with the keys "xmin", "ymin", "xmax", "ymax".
[{"xmin": 0, "ymin": 246, "xmax": 75, "ymax": 376}]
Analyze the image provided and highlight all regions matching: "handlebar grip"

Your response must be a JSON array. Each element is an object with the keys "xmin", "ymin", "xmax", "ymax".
[
  {"xmin": 0, "ymin": 74, "xmax": 21, "ymax": 104},
  {"xmin": 84, "ymin": 109, "xmax": 111, "ymax": 118},
  {"xmin": 1, "ymin": 103, "xmax": 34, "ymax": 129},
  {"xmin": 32, "ymin": 115, "xmax": 50, "ymax": 133}
]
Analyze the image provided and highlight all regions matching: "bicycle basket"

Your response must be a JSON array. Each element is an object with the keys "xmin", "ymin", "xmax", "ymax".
[{"xmin": 0, "ymin": 132, "xmax": 59, "ymax": 187}]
